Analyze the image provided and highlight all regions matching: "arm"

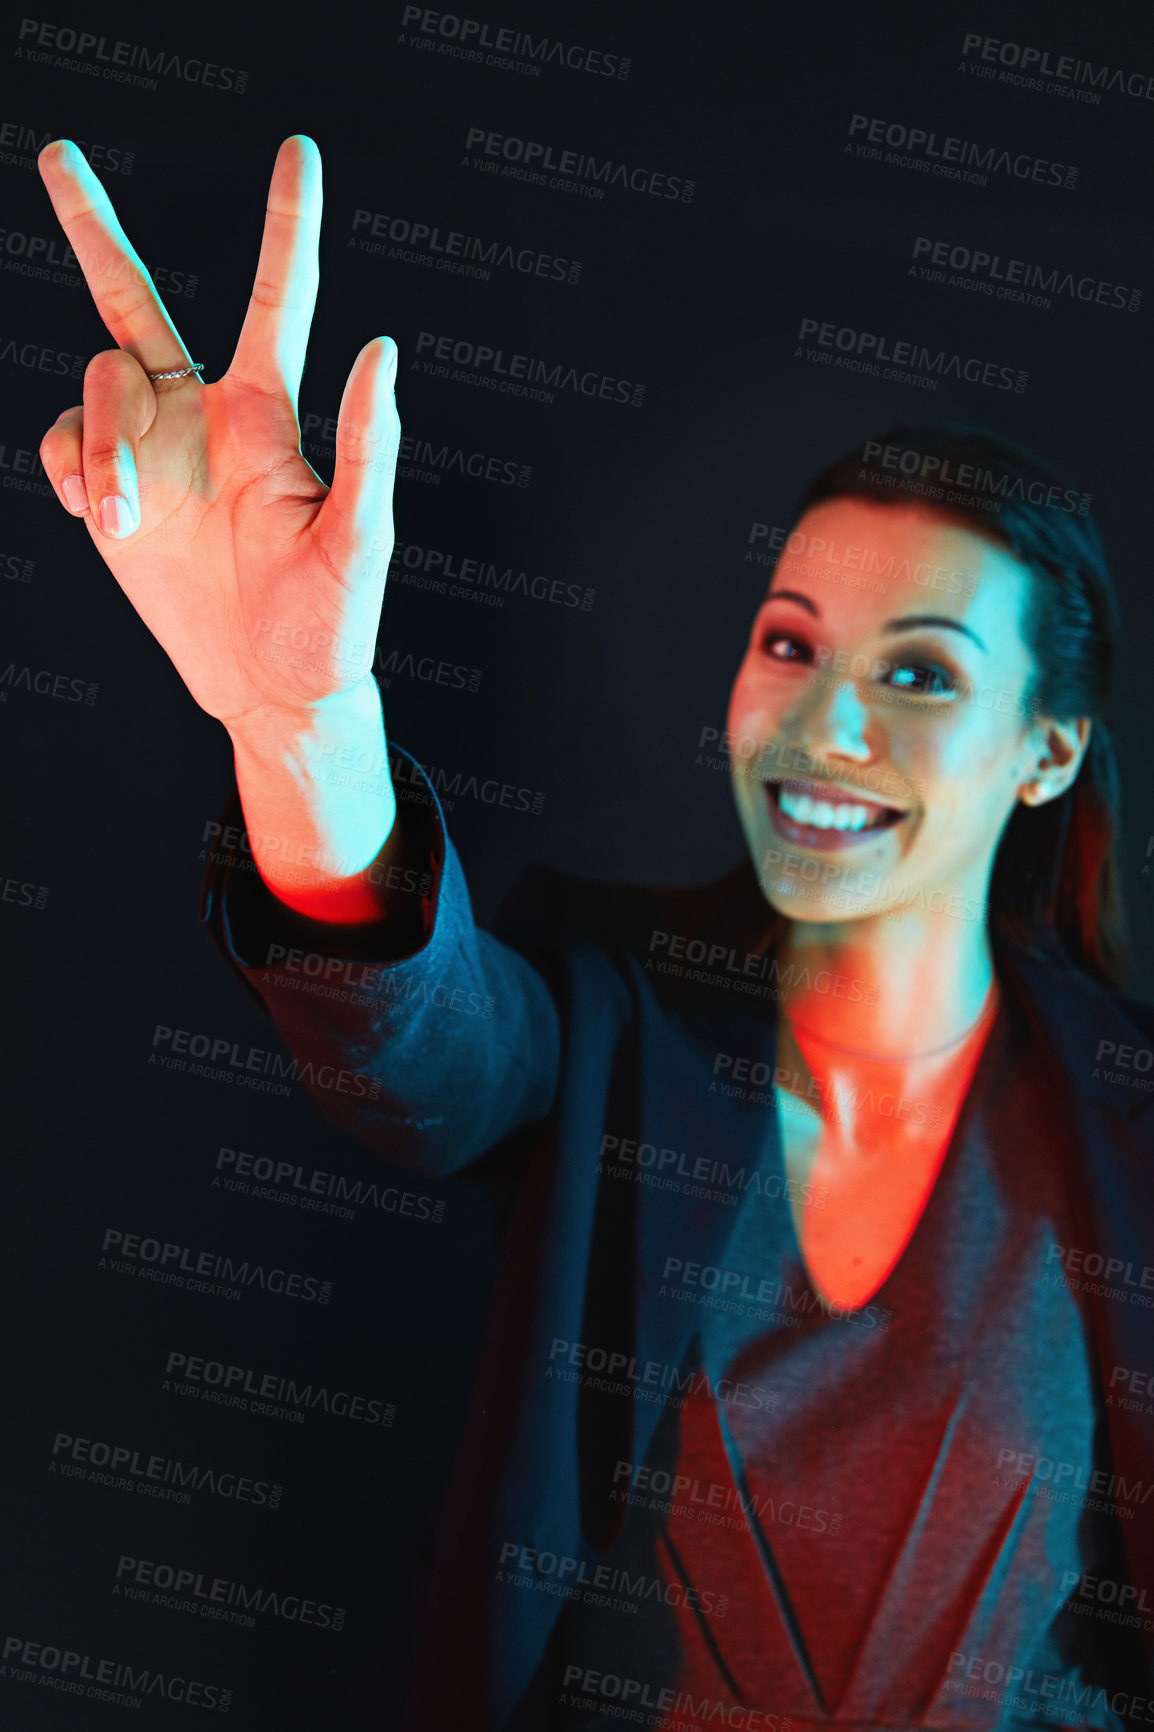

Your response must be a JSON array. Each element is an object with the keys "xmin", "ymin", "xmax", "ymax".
[
  {"xmin": 35, "ymin": 132, "xmax": 411, "ymax": 931},
  {"xmin": 34, "ymin": 136, "xmax": 561, "ymax": 1170},
  {"xmin": 201, "ymin": 726, "xmax": 562, "ymax": 1175}
]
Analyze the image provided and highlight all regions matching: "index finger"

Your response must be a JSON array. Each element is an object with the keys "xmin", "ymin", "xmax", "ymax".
[{"xmin": 37, "ymin": 138, "xmax": 194, "ymax": 376}]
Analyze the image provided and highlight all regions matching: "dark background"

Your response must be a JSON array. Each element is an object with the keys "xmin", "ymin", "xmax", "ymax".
[{"xmin": 5, "ymin": 0, "xmax": 1154, "ymax": 1724}]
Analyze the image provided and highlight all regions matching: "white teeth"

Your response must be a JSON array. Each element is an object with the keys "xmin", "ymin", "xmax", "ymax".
[{"xmin": 778, "ymin": 788, "xmax": 885, "ymax": 833}]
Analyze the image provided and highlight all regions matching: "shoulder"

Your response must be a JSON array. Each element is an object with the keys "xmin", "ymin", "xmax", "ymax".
[
  {"xmin": 1000, "ymin": 936, "xmax": 1154, "ymax": 1031},
  {"xmin": 997, "ymin": 937, "xmax": 1154, "ymax": 1117},
  {"xmin": 1114, "ymin": 989, "xmax": 1154, "ymax": 1042},
  {"xmin": 490, "ymin": 852, "xmax": 773, "ymax": 974}
]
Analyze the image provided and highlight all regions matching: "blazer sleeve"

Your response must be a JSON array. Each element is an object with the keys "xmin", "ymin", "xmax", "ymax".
[{"xmin": 196, "ymin": 740, "xmax": 562, "ymax": 1177}]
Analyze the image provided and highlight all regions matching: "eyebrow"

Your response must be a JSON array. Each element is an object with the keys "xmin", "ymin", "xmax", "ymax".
[{"xmin": 765, "ymin": 590, "xmax": 987, "ymax": 652}]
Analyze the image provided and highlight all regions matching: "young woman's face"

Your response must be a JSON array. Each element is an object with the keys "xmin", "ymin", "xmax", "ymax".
[{"xmin": 727, "ymin": 496, "xmax": 1050, "ymax": 926}]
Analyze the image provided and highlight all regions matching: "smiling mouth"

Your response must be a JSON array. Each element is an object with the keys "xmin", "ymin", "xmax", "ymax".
[{"xmin": 765, "ymin": 777, "xmax": 907, "ymax": 847}]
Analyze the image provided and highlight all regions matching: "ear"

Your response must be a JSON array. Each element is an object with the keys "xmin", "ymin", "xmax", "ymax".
[{"xmin": 1019, "ymin": 716, "xmax": 1092, "ymax": 808}]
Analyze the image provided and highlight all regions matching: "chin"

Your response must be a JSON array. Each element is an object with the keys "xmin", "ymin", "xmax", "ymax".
[{"xmin": 755, "ymin": 862, "xmax": 884, "ymax": 926}]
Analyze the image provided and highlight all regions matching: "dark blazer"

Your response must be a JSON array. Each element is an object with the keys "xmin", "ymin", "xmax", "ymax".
[{"xmin": 198, "ymin": 740, "xmax": 1154, "ymax": 1732}]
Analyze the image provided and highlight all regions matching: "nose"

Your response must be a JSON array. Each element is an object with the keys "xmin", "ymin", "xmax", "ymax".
[{"xmin": 789, "ymin": 673, "xmax": 874, "ymax": 765}]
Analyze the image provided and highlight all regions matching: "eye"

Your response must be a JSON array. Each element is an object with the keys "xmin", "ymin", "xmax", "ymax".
[
  {"xmin": 760, "ymin": 631, "xmax": 811, "ymax": 664},
  {"xmin": 883, "ymin": 660, "xmax": 958, "ymax": 698}
]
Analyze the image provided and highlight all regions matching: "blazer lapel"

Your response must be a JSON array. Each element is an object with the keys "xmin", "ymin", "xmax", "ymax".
[
  {"xmin": 629, "ymin": 962, "xmax": 783, "ymax": 1475},
  {"xmin": 998, "ymin": 944, "xmax": 1154, "ymax": 1686}
]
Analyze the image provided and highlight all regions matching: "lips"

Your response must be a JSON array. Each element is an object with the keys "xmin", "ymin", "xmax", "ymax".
[{"xmin": 764, "ymin": 776, "xmax": 907, "ymax": 851}]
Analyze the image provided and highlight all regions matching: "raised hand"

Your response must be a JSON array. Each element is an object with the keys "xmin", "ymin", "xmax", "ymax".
[{"xmin": 37, "ymin": 134, "xmax": 398, "ymax": 732}]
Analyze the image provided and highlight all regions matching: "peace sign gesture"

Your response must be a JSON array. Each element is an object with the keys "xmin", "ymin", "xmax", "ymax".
[{"xmin": 37, "ymin": 134, "xmax": 399, "ymax": 733}]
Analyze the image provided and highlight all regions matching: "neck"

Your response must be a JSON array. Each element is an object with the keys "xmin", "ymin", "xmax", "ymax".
[{"xmin": 776, "ymin": 898, "xmax": 996, "ymax": 1060}]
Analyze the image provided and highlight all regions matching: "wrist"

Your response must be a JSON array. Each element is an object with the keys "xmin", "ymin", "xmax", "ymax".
[
  {"xmin": 226, "ymin": 674, "xmax": 385, "ymax": 769},
  {"xmin": 226, "ymin": 675, "xmax": 402, "ymax": 922}
]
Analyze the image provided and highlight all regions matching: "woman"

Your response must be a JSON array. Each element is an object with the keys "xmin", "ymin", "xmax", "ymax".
[{"xmin": 36, "ymin": 135, "xmax": 1154, "ymax": 1731}]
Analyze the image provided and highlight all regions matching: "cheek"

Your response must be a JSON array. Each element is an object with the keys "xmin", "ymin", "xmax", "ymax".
[
  {"xmin": 920, "ymin": 714, "xmax": 1026, "ymax": 822},
  {"xmin": 727, "ymin": 663, "xmax": 779, "ymax": 737}
]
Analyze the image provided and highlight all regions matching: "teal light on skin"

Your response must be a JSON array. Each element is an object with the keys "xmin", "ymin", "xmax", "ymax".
[
  {"xmin": 726, "ymin": 496, "xmax": 1091, "ymax": 1061},
  {"xmin": 35, "ymin": 134, "xmax": 404, "ymax": 923}
]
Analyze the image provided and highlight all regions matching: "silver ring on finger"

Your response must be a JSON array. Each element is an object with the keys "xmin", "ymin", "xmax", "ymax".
[{"xmin": 147, "ymin": 362, "xmax": 205, "ymax": 382}]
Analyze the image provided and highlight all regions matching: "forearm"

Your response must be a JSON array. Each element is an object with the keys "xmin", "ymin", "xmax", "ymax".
[
  {"xmin": 199, "ymin": 746, "xmax": 564, "ymax": 1176},
  {"xmin": 227, "ymin": 673, "xmax": 401, "ymax": 925}
]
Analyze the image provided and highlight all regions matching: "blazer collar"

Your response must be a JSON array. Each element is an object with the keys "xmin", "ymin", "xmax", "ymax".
[{"xmin": 996, "ymin": 940, "xmax": 1154, "ymax": 1123}]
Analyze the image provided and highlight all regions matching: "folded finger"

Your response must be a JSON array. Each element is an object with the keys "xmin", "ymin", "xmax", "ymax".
[
  {"xmin": 80, "ymin": 349, "xmax": 157, "ymax": 538},
  {"xmin": 40, "ymin": 406, "xmax": 89, "ymax": 515}
]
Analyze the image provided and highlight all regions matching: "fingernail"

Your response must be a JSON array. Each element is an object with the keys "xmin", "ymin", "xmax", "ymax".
[
  {"xmin": 98, "ymin": 494, "xmax": 134, "ymax": 537},
  {"xmin": 62, "ymin": 474, "xmax": 88, "ymax": 514}
]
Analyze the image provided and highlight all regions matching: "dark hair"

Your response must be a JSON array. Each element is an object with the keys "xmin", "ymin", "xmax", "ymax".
[{"xmin": 776, "ymin": 423, "xmax": 1128, "ymax": 988}]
